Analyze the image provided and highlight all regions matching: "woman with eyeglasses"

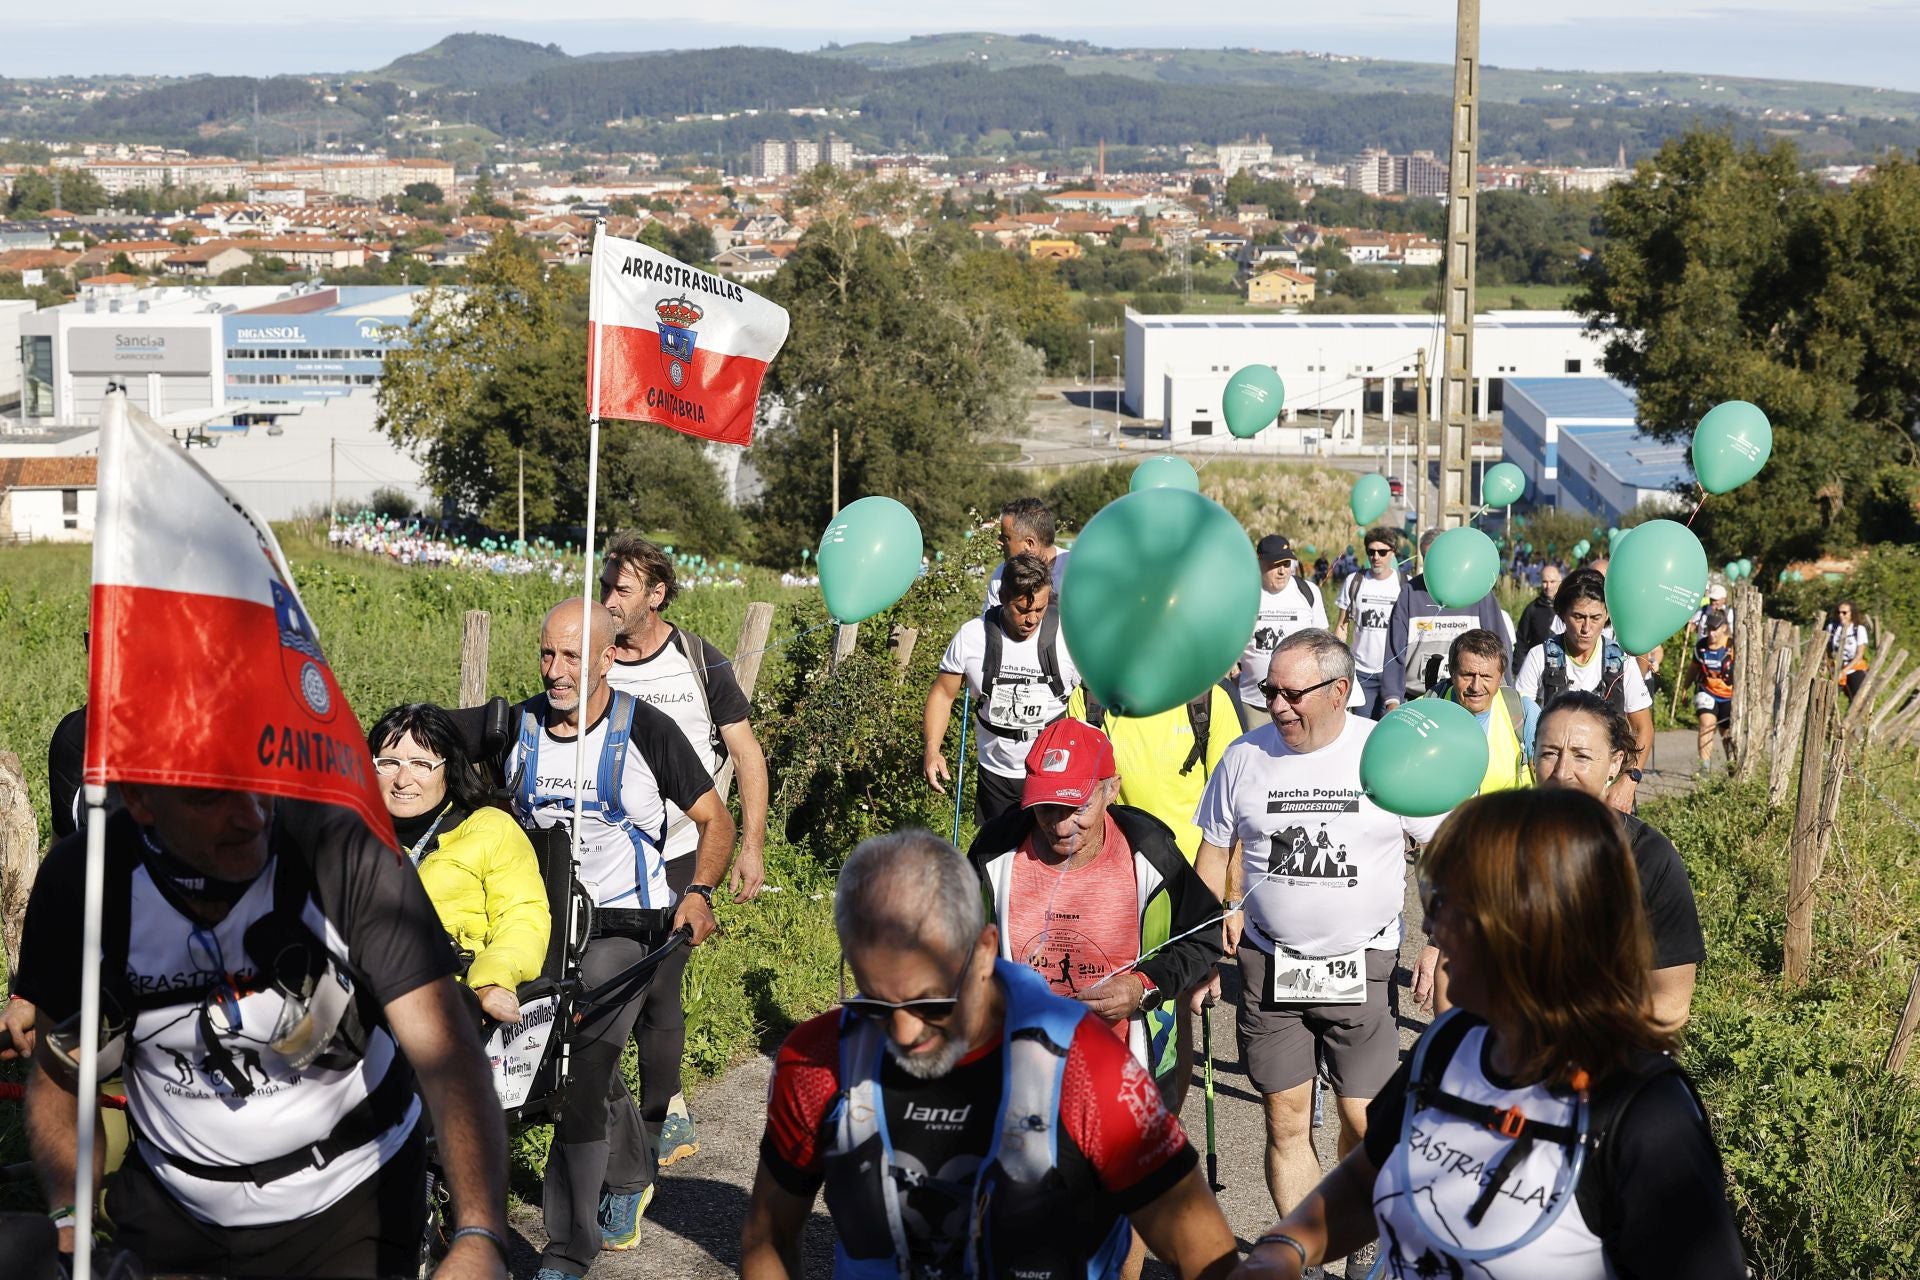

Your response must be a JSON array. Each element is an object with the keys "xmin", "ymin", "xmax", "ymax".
[
  {"xmin": 1232, "ymin": 790, "xmax": 1744, "ymax": 1280},
  {"xmin": 1828, "ymin": 601, "xmax": 1870, "ymax": 701},
  {"xmin": 369, "ymin": 703, "xmax": 549, "ymax": 1024}
]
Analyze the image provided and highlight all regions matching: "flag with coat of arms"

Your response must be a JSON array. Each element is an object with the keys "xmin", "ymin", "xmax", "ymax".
[
  {"xmin": 84, "ymin": 392, "xmax": 397, "ymax": 846},
  {"xmin": 587, "ymin": 230, "xmax": 791, "ymax": 447}
]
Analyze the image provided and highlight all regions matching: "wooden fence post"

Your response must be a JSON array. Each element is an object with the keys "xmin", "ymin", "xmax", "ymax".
[
  {"xmin": 830, "ymin": 623, "xmax": 859, "ymax": 671},
  {"xmin": 730, "ymin": 602, "xmax": 776, "ymax": 701},
  {"xmin": 1869, "ymin": 663, "xmax": 1920, "ymax": 741},
  {"xmin": 458, "ymin": 610, "xmax": 490, "ymax": 708},
  {"xmin": 1784, "ymin": 675, "xmax": 1837, "ymax": 987},
  {"xmin": 1842, "ymin": 637, "xmax": 1899, "ymax": 739},
  {"xmin": 0, "ymin": 751, "xmax": 39, "ymax": 980},
  {"xmin": 888, "ymin": 625, "xmax": 919, "ymax": 678},
  {"xmin": 1888, "ymin": 961, "xmax": 1920, "ymax": 1077},
  {"xmin": 1770, "ymin": 626, "xmax": 1826, "ymax": 807}
]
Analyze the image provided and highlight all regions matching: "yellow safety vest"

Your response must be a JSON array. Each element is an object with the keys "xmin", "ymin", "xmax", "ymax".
[{"xmin": 1441, "ymin": 685, "xmax": 1529, "ymax": 794}]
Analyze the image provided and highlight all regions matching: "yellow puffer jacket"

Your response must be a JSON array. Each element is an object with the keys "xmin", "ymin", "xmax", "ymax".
[{"xmin": 417, "ymin": 806, "xmax": 551, "ymax": 993}]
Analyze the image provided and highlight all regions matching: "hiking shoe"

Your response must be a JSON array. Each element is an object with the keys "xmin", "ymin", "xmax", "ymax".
[
  {"xmin": 658, "ymin": 1107, "xmax": 700, "ymax": 1167},
  {"xmin": 1344, "ymin": 1239, "xmax": 1380, "ymax": 1276},
  {"xmin": 598, "ymin": 1184, "xmax": 654, "ymax": 1251}
]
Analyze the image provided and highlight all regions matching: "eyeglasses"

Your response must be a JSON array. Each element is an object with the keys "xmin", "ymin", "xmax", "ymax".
[
  {"xmin": 841, "ymin": 944, "xmax": 977, "ymax": 1025},
  {"xmin": 1366, "ymin": 547, "xmax": 1394, "ymax": 558},
  {"xmin": 1258, "ymin": 675, "xmax": 1343, "ymax": 705},
  {"xmin": 373, "ymin": 756, "xmax": 447, "ymax": 777}
]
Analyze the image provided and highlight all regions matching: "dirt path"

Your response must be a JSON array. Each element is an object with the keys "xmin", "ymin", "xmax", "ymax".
[{"xmin": 504, "ymin": 738, "xmax": 1704, "ymax": 1277}]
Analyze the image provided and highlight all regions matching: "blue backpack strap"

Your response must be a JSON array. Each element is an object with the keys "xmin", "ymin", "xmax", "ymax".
[
  {"xmin": 597, "ymin": 690, "xmax": 638, "ymax": 823},
  {"xmin": 513, "ymin": 699, "xmax": 544, "ymax": 816},
  {"xmin": 987, "ymin": 958, "xmax": 1085, "ymax": 1181}
]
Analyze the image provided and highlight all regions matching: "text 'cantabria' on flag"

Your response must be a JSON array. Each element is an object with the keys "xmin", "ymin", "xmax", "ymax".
[{"xmin": 587, "ymin": 233, "xmax": 791, "ymax": 448}]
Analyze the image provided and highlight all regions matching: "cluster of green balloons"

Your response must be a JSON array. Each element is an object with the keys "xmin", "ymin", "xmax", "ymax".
[
  {"xmin": 1693, "ymin": 401, "xmax": 1773, "ymax": 495},
  {"xmin": 1360, "ymin": 700, "xmax": 1490, "ymax": 817},
  {"xmin": 1604, "ymin": 519, "xmax": 1708, "ymax": 655},
  {"xmin": 1223, "ymin": 365, "xmax": 1286, "ymax": 439},
  {"xmin": 1571, "ymin": 538, "xmax": 1592, "ymax": 559},
  {"xmin": 1062, "ymin": 487, "xmax": 1259, "ymax": 716},
  {"xmin": 1723, "ymin": 558, "xmax": 1754, "ymax": 581},
  {"xmin": 816, "ymin": 496, "xmax": 924, "ymax": 623},
  {"xmin": 1350, "ymin": 473, "xmax": 1391, "ymax": 525}
]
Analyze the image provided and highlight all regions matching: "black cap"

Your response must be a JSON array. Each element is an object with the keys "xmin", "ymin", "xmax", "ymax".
[
  {"xmin": 1256, "ymin": 534, "xmax": 1295, "ymax": 563},
  {"xmin": 1703, "ymin": 609, "xmax": 1729, "ymax": 632}
]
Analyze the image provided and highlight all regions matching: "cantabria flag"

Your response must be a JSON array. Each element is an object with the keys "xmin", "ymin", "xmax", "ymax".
[
  {"xmin": 588, "ymin": 232, "xmax": 791, "ymax": 447},
  {"xmin": 85, "ymin": 392, "xmax": 397, "ymax": 846}
]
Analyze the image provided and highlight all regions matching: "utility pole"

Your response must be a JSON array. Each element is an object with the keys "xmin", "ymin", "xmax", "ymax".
[
  {"xmin": 328, "ymin": 437, "xmax": 337, "ymax": 528},
  {"xmin": 1438, "ymin": 0, "xmax": 1483, "ymax": 530},
  {"xmin": 831, "ymin": 425, "xmax": 841, "ymax": 514},
  {"xmin": 1112, "ymin": 354, "xmax": 1121, "ymax": 445},
  {"xmin": 1089, "ymin": 338, "xmax": 1097, "ymax": 438},
  {"xmin": 517, "ymin": 448, "xmax": 525, "ymax": 546},
  {"xmin": 1414, "ymin": 347, "xmax": 1429, "ymax": 534}
]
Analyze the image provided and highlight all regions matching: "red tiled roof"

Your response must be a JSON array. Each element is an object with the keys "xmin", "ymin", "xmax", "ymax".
[{"xmin": 0, "ymin": 457, "xmax": 97, "ymax": 489}]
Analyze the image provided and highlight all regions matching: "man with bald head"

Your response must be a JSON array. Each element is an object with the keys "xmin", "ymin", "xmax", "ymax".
[{"xmin": 506, "ymin": 600, "xmax": 735, "ymax": 1276}]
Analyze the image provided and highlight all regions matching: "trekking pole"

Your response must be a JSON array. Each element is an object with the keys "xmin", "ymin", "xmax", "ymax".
[
  {"xmin": 950, "ymin": 686, "xmax": 971, "ymax": 846},
  {"xmin": 1202, "ymin": 997, "xmax": 1221, "ymax": 1192}
]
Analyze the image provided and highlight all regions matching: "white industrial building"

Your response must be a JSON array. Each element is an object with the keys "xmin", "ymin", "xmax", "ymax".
[
  {"xmin": 0, "ymin": 299, "xmax": 34, "ymax": 410},
  {"xmin": 1124, "ymin": 310, "xmax": 1613, "ymax": 451}
]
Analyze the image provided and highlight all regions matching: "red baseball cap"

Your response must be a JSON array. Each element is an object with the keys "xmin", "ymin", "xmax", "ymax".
[{"xmin": 1022, "ymin": 718, "xmax": 1117, "ymax": 809}]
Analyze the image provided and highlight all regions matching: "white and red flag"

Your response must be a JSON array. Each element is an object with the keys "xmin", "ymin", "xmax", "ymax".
[
  {"xmin": 587, "ymin": 231, "xmax": 790, "ymax": 447},
  {"xmin": 85, "ymin": 393, "xmax": 397, "ymax": 846}
]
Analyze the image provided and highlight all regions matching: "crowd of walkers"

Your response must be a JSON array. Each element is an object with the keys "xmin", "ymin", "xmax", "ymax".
[{"xmin": 5, "ymin": 496, "xmax": 1785, "ymax": 1280}]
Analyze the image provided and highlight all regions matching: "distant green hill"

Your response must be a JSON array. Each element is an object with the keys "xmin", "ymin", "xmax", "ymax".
[
  {"xmin": 817, "ymin": 31, "xmax": 1920, "ymax": 121},
  {"xmin": 370, "ymin": 32, "xmax": 571, "ymax": 88}
]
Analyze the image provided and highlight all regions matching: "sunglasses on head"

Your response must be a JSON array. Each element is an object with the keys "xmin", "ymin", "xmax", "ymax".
[
  {"xmin": 840, "ymin": 943, "xmax": 977, "ymax": 1024},
  {"xmin": 1258, "ymin": 674, "xmax": 1342, "ymax": 705}
]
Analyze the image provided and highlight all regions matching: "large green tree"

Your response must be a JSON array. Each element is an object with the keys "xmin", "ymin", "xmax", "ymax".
[
  {"xmin": 748, "ymin": 170, "xmax": 1043, "ymax": 561},
  {"xmin": 1575, "ymin": 131, "xmax": 1920, "ymax": 571},
  {"xmin": 377, "ymin": 232, "xmax": 743, "ymax": 552}
]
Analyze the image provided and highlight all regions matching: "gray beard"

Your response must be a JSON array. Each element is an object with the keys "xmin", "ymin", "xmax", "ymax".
[{"xmin": 886, "ymin": 1034, "xmax": 968, "ymax": 1080}]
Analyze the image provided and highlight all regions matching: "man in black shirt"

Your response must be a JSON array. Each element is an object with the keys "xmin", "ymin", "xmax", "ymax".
[
  {"xmin": 17, "ymin": 789, "xmax": 509, "ymax": 1280},
  {"xmin": 1512, "ymin": 561, "xmax": 1563, "ymax": 674}
]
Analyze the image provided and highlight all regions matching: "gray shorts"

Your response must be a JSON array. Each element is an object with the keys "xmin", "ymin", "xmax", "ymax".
[{"xmin": 1235, "ymin": 945, "xmax": 1399, "ymax": 1098}]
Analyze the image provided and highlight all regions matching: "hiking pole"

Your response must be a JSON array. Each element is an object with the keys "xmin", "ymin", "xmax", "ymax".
[
  {"xmin": 950, "ymin": 686, "xmax": 971, "ymax": 846},
  {"xmin": 1202, "ymin": 996, "xmax": 1221, "ymax": 1192}
]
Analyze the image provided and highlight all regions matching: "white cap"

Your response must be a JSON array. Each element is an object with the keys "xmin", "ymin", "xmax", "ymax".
[{"xmin": 1708, "ymin": 583, "xmax": 1728, "ymax": 600}]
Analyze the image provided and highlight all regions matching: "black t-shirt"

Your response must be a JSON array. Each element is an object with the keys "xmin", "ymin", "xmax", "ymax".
[
  {"xmin": 17, "ymin": 798, "xmax": 458, "ymax": 1026},
  {"xmin": 1364, "ymin": 1047, "xmax": 1747, "ymax": 1279},
  {"xmin": 1622, "ymin": 814, "xmax": 1707, "ymax": 970}
]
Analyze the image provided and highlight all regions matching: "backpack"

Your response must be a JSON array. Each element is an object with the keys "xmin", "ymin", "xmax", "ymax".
[
  {"xmin": 669, "ymin": 626, "xmax": 727, "ymax": 762},
  {"xmin": 1411, "ymin": 1008, "xmax": 1713, "ymax": 1241},
  {"xmin": 1083, "ymin": 686, "xmax": 1215, "ymax": 776},
  {"xmin": 976, "ymin": 603, "xmax": 1067, "ymax": 736},
  {"xmin": 1540, "ymin": 636, "xmax": 1626, "ymax": 711}
]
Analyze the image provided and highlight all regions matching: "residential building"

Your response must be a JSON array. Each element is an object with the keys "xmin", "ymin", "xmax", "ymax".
[
  {"xmin": 788, "ymin": 139, "xmax": 821, "ymax": 173},
  {"xmin": 0, "ymin": 456, "xmax": 97, "ymax": 542},
  {"xmin": 1048, "ymin": 190, "xmax": 1157, "ymax": 217},
  {"xmin": 1246, "ymin": 268, "xmax": 1316, "ymax": 307},
  {"xmin": 59, "ymin": 157, "xmax": 251, "ymax": 196},
  {"xmin": 711, "ymin": 246, "xmax": 782, "ymax": 283},
  {"xmin": 824, "ymin": 136, "xmax": 854, "ymax": 170},
  {"xmin": 751, "ymin": 140, "xmax": 790, "ymax": 181},
  {"xmin": 162, "ymin": 245, "xmax": 255, "ymax": 278},
  {"xmin": 1027, "ymin": 239, "xmax": 1082, "ymax": 261},
  {"xmin": 1345, "ymin": 149, "xmax": 1448, "ymax": 198},
  {"xmin": 1216, "ymin": 139, "xmax": 1274, "ymax": 180}
]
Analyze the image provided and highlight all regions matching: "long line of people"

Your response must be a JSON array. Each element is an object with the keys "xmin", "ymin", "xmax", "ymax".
[{"xmin": 9, "ymin": 502, "xmax": 1752, "ymax": 1280}]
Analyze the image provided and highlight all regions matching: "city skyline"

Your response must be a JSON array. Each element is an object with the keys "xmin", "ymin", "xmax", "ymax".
[{"xmin": 8, "ymin": 7, "xmax": 1920, "ymax": 93}]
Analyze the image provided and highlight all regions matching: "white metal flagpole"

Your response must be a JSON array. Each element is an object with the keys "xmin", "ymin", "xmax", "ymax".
[
  {"xmin": 572, "ymin": 220, "xmax": 609, "ymax": 874},
  {"xmin": 70, "ymin": 787, "xmax": 108, "ymax": 1280}
]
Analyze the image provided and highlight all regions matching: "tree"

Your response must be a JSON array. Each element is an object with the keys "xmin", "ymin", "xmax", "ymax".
[
  {"xmin": 1576, "ymin": 130, "xmax": 1920, "ymax": 571},
  {"xmin": 750, "ymin": 169, "xmax": 1041, "ymax": 562},
  {"xmin": 377, "ymin": 232, "xmax": 742, "ymax": 550},
  {"xmin": 403, "ymin": 181, "xmax": 446, "ymax": 206},
  {"xmin": 6, "ymin": 167, "xmax": 108, "ymax": 216}
]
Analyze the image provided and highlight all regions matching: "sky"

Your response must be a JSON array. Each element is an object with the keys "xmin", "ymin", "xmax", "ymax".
[{"xmin": 9, "ymin": 3, "xmax": 1920, "ymax": 93}]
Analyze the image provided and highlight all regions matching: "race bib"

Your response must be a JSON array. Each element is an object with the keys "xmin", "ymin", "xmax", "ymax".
[
  {"xmin": 483, "ymin": 995, "xmax": 559, "ymax": 1109},
  {"xmin": 987, "ymin": 679, "xmax": 1054, "ymax": 731},
  {"xmin": 1270, "ymin": 944, "xmax": 1368, "ymax": 1005}
]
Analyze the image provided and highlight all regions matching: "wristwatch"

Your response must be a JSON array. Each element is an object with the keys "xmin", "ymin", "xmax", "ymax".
[
  {"xmin": 1626, "ymin": 768, "xmax": 1644, "ymax": 783},
  {"xmin": 684, "ymin": 883, "xmax": 717, "ymax": 906}
]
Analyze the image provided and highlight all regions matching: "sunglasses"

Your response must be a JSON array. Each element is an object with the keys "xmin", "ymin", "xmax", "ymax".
[
  {"xmin": 1366, "ymin": 547, "xmax": 1394, "ymax": 558},
  {"xmin": 1259, "ymin": 675, "xmax": 1343, "ymax": 705},
  {"xmin": 840, "ymin": 943, "xmax": 977, "ymax": 1025}
]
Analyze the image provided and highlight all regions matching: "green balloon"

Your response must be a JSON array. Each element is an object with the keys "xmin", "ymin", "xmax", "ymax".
[
  {"xmin": 1736, "ymin": 558, "xmax": 1752, "ymax": 577},
  {"xmin": 1130, "ymin": 455, "xmax": 1201, "ymax": 493},
  {"xmin": 800, "ymin": 547, "xmax": 810, "ymax": 560},
  {"xmin": 1723, "ymin": 561, "xmax": 1740, "ymax": 581},
  {"xmin": 1360, "ymin": 700, "xmax": 1490, "ymax": 818},
  {"xmin": 1604, "ymin": 518, "xmax": 1708, "ymax": 655},
  {"xmin": 1572, "ymin": 540, "xmax": 1589, "ymax": 558},
  {"xmin": 1302, "ymin": 544, "xmax": 1317, "ymax": 557},
  {"xmin": 1350, "ymin": 474, "xmax": 1391, "ymax": 525},
  {"xmin": 1422, "ymin": 527, "xmax": 1500, "ymax": 608},
  {"xmin": 816, "ymin": 496, "xmax": 924, "ymax": 623},
  {"xmin": 1482, "ymin": 462, "xmax": 1526, "ymax": 508},
  {"xmin": 1223, "ymin": 365, "xmax": 1285, "ymax": 438},
  {"xmin": 1062, "ymin": 489, "xmax": 1259, "ymax": 716},
  {"xmin": 1692, "ymin": 401, "xmax": 1773, "ymax": 495}
]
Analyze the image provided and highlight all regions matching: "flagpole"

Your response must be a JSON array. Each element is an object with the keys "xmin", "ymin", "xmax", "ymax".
[
  {"xmin": 572, "ymin": 220, "xmax": 608, "ymax": 876},
  {"xmin": 71, "ymin": 786, "xmax": 107, "ymax": 1280}
]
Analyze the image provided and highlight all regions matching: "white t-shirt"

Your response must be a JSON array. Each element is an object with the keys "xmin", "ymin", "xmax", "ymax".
[
  {"xmin": 1514, "ymin": 641, "xmax": 1653, "ymax": 714},
  {"xmin": 506, "ymin": 695, "xmax": 717, "ymax": 908},
  {"xmin": 1237, "ymin": 577, "xmax": 1329, "ymax": 706},
  {"xmin": 984, "ymin": 547, "xmax": 1071, "ymax": 610},
  {"xmin": 940, "ymin": 615, "xmax": 1081, "ymax": 778},
  {"xmin": 1196, "ymin": 716, "xmax": 1442, "ymax": 956},
  {"xmin": 1336, "ymin": 570, "xmax": 1403, "ymax": 676}
]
